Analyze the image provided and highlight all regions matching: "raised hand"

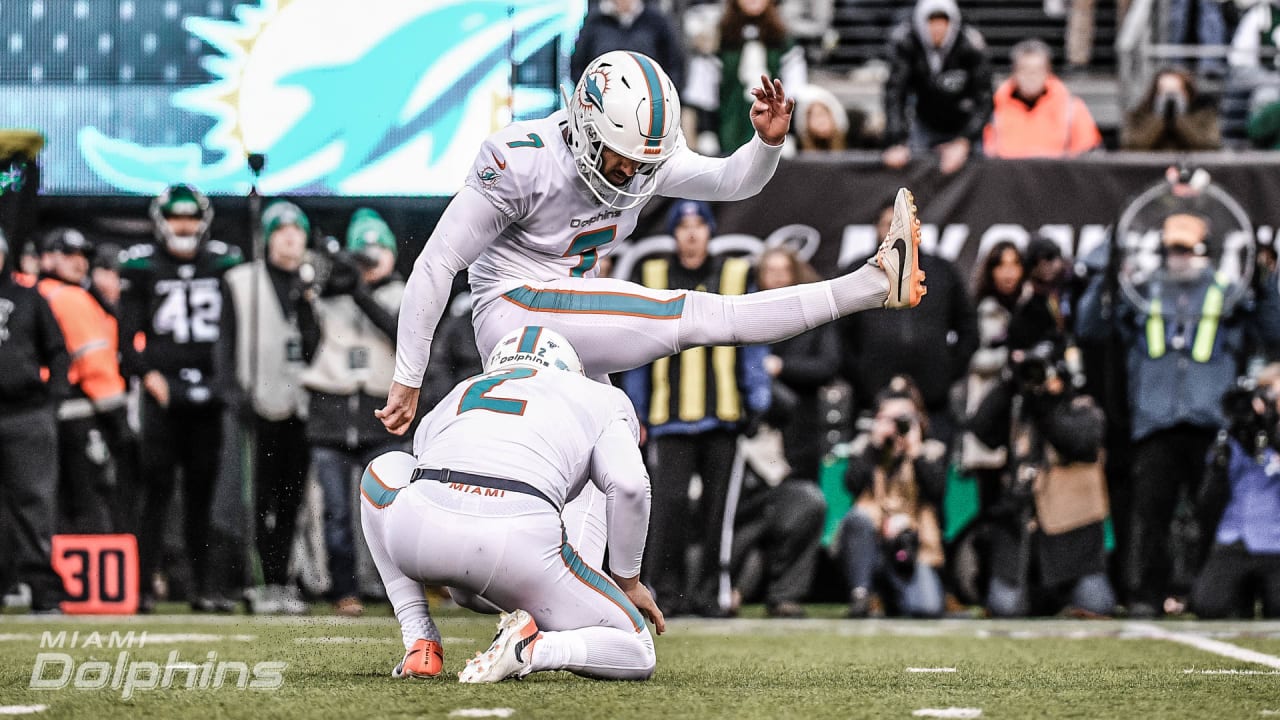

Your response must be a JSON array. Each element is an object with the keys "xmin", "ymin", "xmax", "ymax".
[{"xmin": 749, "ymin": 75, "xmax": 795, "ymax": 147}]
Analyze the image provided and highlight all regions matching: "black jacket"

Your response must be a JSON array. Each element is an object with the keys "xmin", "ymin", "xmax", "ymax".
[
  {"xmin": 883, "ymin": 0, "xmax": 993, "ymax": 145},
  {"xmin": 968, "ymin": 376, "xmax": 1108, "ymax": 587},
  {"xmin": 843, "ymin": 437, "xmax": 947, "ymax": 510},
  {"xmin": 570, "ymin": 5, "xmax": 687, "ymax": 90},
  {"xmin": 770, "ymin": 323, "xmax": 840, "ymax": 481},
  {"xmin": 0, "ymin": 270, "xmax": 68, "ymax": 413},
  {"xmin": 840, "ymin": 253, "xmax": 978, "ymax": 413}
]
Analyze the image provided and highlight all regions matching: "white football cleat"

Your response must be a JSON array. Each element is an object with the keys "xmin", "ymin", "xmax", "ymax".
[
  {"xmin": 870, "ymin": 187, "xmax": 926, "ymax": 309},
  {"xmin": 458, "ymin": 610, "xmax": 541, "ymax": 683}
]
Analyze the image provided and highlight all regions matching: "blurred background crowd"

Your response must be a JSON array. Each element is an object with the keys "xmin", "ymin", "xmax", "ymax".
[{"xmin": 3, "ymin": 0, "xmax": 1280, "ymax": 620}]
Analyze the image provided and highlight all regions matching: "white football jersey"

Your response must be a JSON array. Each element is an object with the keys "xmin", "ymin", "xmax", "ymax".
[
  {"xmin": 463, "ymin": 111, "xmax": 649, "ymax": 308},
  {"xmin": 412, "ymin": 366, "xmax": 641, "ymax": 510}
]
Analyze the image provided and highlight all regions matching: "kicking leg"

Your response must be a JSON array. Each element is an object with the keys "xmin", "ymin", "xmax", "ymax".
[{"xmin": 473, "ymin": 190, "xmax": 921, "ymax": 376}]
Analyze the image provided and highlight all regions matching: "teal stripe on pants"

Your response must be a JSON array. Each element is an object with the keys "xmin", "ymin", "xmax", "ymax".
[
  {"xmin": 560, "ymin": 531, "xmax": 645, "ymax": 631},
  {"xmin": 503, "ymin": 286, "xmax": 685, "ymax": 319},
  {"xmin": 361, "ymin": 468, "xmax": 399, "ymax": 508}
]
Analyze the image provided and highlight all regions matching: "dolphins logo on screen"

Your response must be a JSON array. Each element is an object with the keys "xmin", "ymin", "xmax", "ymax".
[{"xmin": 77, "ymin": 0, "xmax": 583, "ymax": 195}]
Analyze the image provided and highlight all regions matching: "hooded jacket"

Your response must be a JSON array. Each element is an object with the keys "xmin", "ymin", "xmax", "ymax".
[{"xmin": 884, "ymin": 0, "xmax": 993, "ymax": 145}]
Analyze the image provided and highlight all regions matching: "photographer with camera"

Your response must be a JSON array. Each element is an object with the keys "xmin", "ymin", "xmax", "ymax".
[
  {"xmin": 1190, "ymin": 370, "xmax": 1280, "ymax": 618},
  {"xmin": 216, "ymin": 200, "xmax": 320, "ymax": 615},
  {"xmin": 1121, "ymin": 68, "xmax": 1221, "ymax": 151},
  {"xmin": 969, "ymin": 342, "xmax": 1115, "ymax": 617},
  {"xmin": 299, "ymin": 208, "xmax": 405, "ymax": 617},
  {"xmin": 838, "ymin": 375, "xmax": 946, "ymax": 618}
]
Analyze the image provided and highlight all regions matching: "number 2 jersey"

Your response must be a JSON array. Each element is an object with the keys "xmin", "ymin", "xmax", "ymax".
[
  {"xmin": 411, "ymin": 366, "xmax": 650, "ymax": 579},
  {"xmin": 117, "ymin": 240, "xmax": 242, "ymax": 393}
]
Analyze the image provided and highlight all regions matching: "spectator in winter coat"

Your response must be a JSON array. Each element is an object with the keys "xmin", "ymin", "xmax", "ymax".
[
  {"xmin": 882, "ymin": 0, "xmax": 993, "ymax": 174},
  {"xmin": 984, "ymin": 39, "xmax": 1101, "ymax": 158}
]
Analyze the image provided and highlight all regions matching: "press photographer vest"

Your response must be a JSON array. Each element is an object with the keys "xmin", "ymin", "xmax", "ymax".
[
  {"xmin": 225, "ymin": 261, "xmax": 308, "ymax": 421},
  {"xmin": 299, "ymin": 281, "xmax": 404, "ymax": 397},
  {"xmin": 642, "ymin": 256, "xmax": 749, "ymax": 426},
  {"xmin": 1144, "ymin": 273, "xmax": 1227, "ymax": 362}
]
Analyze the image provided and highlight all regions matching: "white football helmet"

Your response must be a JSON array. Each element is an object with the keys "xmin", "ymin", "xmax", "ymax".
[
  {"xmin": 485, "ymin": 326, "xmax": 584, "ymax": 376},
  {"xmin": 563, "ymin": 50, "xmax": 682, "ymax": 210}
]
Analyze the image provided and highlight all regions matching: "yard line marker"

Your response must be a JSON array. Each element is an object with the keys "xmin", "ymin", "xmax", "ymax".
[
  {"xmin": 1182, "ymin": 669, "xmax": 1280, "ymax": 675},
  {"xmin": 294, "ymin": 636, "xmax": 472, "ymax": 645},
  {"xmin": 143, "ymin": 634, "xmax": 257, "ymax": 643},
  {"xmin": 906, "ymin": 667, "xmax": 957, "ymax": 673},
  {"xmin": 1131, "ymin": 623, "xmax": 1280, "ymax": 670},
  {"xmin": 0, "ymin": 635, "xmax": 36, "ymax": 642},
  {"xmin": 912, "ymin": 708, "xmax": 981, "ymax": 718},
  {"xmin": 294, "ymin": 637, "xmax": 400, "ymax": 644},
  {"xmin": 448, "ymin": 709, "xmax": 515, "ymax": 718},
  {"xmin": 0, "ymin": 707, "xmax": 46, "ymax": 715}
]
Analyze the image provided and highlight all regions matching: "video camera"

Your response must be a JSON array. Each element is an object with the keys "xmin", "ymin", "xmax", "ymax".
[
  {"xmin": 1009, "ymin": 342, "xmax": 1065, "ymax": 393},
  {"xmin": 882, "ymin": 513, "xmax": 919, "ymax": 578},
  {"xmin": 311, "ymin": 235, "xmax": 379, "ymax": 297},
  {"xmin": 1221, "ymin": 379, "xmax": 1279, "ymax": 457}
]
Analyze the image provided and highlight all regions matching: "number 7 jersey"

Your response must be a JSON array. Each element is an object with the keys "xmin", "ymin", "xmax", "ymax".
[{"xmin": 463, "ymin": 110, "xmax": 653, "ymax": 309}]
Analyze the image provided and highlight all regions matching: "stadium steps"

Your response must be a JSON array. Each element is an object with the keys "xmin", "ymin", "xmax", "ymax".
[
  {"xmin": 820, "ymin": 0, "xmax": 1123, "ymax": 138},
  {"xmin": 825, "ymin": 0, "xmax": 1119, "ymax": 75}
]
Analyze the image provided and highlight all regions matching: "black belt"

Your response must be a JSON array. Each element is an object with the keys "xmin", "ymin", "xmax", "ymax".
[{"xmin": 411, "ymin": 467, "xmax": 557, "ymax": 509}]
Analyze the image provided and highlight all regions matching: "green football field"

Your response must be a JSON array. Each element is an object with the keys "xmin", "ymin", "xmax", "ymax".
[{"xmin": 2, "ymin": 608, "xmax": 1278, "ymax": 719}]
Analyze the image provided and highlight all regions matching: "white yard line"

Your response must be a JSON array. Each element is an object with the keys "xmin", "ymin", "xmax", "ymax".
[
  {"xmin": 905, "ymin": 667, "xmax": 957, "ymax": 673},
  {"xmin": 1129, "ymin": 623, "xmax": 1280, "ymax": 670},
  {"xmin": 1182, "ymin": 669, "xmax": 1280, "ymax": 675},
  {"xmin": 140, "ymin": 634, "xmax": 258, "ymax": 643},
  {"xmin": 912, "ymin": 709, "xmax": 981, "ymax": 718},
  {"xmin": 294, "ymin": 636, "xmax": 472, "ymax": 645},
  {"xmin": 448, "ymin": 709, "xmax": 515, "ymax": 718},
  {"xmin": 0, "ymin": 707, "xmax": 46, "ymax": 716}
]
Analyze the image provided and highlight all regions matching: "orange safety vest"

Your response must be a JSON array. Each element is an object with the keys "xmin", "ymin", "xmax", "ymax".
[
  {"xmin": 983, "ymin": 75, "xmax": 1102, "ymax": 159},
  {"xmin": 37, "ymin": 278, "xmax": 126, "ymax": 404}
]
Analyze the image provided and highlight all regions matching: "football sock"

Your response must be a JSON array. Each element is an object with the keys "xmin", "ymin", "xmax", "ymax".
[
  {"xmin": 676, "ymin": 262, "xmax": 888, "ymax": 348},
  {"xmin": 386, "ymin": 577, "xmax": 441, "ymax": 649},
  {"xmin": 531, "ymin": 628, "xmax": 655, "ymax": 680}
]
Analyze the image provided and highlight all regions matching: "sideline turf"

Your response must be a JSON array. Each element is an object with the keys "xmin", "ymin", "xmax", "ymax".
[{"xmin": 1, "ymin": 611, "xmax": 1277, "ymax": 719}]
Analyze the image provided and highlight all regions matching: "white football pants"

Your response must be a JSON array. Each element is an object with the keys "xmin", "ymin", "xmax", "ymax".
[{"xmin": 360, "ymin": 451, "xmax": 655, "ymax": 680}]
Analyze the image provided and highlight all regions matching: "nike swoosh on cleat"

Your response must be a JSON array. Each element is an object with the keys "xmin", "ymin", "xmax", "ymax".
[
  {"xmin": 513, "ymin": 633, "xmax": 537, "ymax": 663},
  {"xmin": 891, "ymin": 238, "xmax": 907, "ymax": 303}
]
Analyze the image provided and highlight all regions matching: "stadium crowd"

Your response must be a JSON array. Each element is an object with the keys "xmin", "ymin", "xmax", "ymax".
[{"xmin": 3, "ymin": 0, "xmax": 1280, "ymax": 622}]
